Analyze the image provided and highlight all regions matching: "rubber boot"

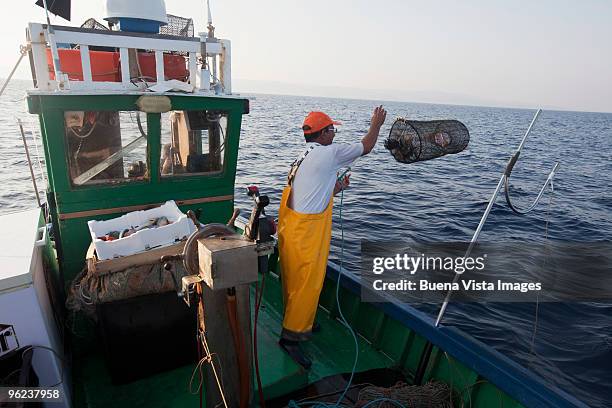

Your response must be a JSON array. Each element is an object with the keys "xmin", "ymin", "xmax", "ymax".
[{"xmin": 278, "ymin": 339, "xmax": 312, "ymax": 369}]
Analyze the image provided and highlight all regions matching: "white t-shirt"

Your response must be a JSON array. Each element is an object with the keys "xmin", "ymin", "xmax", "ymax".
[{"xmin": 289, "ymin": 142, "xmax": 364, "ymax": 214}]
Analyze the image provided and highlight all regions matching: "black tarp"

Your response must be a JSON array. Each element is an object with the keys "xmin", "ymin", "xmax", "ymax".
[{"xmin": 35, "ymin": 0, "xmax": 71, "ymax": 21}]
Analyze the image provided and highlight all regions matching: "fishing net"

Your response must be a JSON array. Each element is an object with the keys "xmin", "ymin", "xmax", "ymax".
[
  {"xmin": 384, "ymin": 119, "xmax": 469, "ymax": 164},
  {"xmin": 66, "ymin": 262, "xmax": 188, "ymax": 319},
  {"xmin": 160, "ymin": 14, "xmax": 195, "ymax": 38},
  {"xmin": 355, "ymin": 381, "xmax": 453, "ymax": 408}
]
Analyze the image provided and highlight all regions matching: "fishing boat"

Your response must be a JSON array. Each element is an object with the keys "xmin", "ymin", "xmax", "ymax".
[{"xmin": 0, "ymin": 1, "xmax": 588, "ymax": 407}]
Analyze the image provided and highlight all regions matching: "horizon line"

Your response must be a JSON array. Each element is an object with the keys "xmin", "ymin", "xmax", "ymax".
[{"xmin": 2, "ymin": 77, "xmax": 611, "ymax": 115}]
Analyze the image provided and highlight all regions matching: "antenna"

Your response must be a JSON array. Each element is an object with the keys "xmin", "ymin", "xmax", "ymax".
[
  {"xmin": 41, "ymin": 0, "xmax": 52, "ymax": 26},
  {"xmin": 206, "ymin": 0, "xmax": 215, "ymax": 38},
  {"xmin": 207, "ymin": 0, "xmax": 213, "ymax": 25}
]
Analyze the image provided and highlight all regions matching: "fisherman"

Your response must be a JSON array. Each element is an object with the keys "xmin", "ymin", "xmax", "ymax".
[{"xmin": 277, "ymin": 106, "xmax": 387, "ymax": 368}]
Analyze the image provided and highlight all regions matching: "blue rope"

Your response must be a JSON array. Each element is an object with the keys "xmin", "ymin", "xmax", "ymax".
[
  {"xmin": 333, "ymin": 187, "xmax": 359, "ymax": 406},
  {"xmin": 288, "ymin": 177, "xmax": 405, "ymax": 408}
]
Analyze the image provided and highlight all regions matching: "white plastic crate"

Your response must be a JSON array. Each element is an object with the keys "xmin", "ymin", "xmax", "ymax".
[{"xmin": 88, "ymin": 201, "xmax": 197, "ymax": 260}]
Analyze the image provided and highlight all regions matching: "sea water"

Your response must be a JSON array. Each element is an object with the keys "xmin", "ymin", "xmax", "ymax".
[{"xmin": 1, "ymin": 80, "xmax": 611, "ymax": 407}]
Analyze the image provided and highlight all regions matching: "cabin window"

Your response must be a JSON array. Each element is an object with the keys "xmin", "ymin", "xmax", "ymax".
[
  {"xmin": 160, "ymin": 110, "xmax": 228, "ymax": 177},
  {"xmin": 64, "ymin": 111, "xmax": 149, "ymax": 186}
]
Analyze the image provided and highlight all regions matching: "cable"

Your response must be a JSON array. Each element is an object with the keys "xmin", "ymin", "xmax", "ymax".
[
  {"xmin": 333, "ymin": 187, "xmax": 360, "ymax": 406},
  {"xmin": 254, "ymin": 259, "xmax": 267, "ymax": 407},
  {"xmin": 131, "ymin": 52, "xmax": 154, "ymax": 89},
  {"xmin": 183, "ymin": 226, "xmax": 234, "ymax": 406},
  {"xmin": 188, "ymin": 351, "xmax": 225, "ymax": 394},
  {"xmin": 69, "ymin": 112, "xmax": 98, "ymax": 139},
  {"xmin": 213, "ymin": 121, "xmax": 226, "ymax": 156},
  {"xmin": 136, "ymin": 112, "xmax": 147, "ymax": 138},
  {"xmin": 288, "ymin": 174, "xmax": 406, "ymax": 408},
  {"xmin": 196, "ymin": 310, "xmax": 203, "ymax": 408},
  {"xmin": 1, "ymin": 345, "xmax": 65, "ymax": 388},
  {"xmin": 200, "ymin": 331, "xmax": 229, "ymax": 408},
  {"xmin": 529, "ymin": 184, "xmax": 554, "ymax": 360}
]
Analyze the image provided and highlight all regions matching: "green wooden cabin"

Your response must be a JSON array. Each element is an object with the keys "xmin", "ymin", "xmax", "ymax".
[{"xmin": 27, "ymin": 93, "xmax": 249, "ymax": 287}]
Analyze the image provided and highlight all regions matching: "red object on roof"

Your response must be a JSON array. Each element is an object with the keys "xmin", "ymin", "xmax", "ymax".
[
  {"xmin": 47, "ymin": 48, "xmax": 119, "ymax": 81},
  {"xmin": 135, "ymin": 52, "xmax": 189, "ymax": 82},
  {"xmin": 46, "ymin": 48, "xmax": 189, "ymax": 83}
]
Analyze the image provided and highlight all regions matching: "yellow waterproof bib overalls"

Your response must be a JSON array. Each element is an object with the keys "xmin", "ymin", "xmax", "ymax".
[{"xmin": 278, "ymin": 146, "xmax": 333, "ymax": 341}]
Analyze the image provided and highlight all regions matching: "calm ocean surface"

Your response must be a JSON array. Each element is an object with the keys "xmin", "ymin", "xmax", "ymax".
[{"xmin": 2, "ymin": 80, "xmax": 611, "ymax": 407}]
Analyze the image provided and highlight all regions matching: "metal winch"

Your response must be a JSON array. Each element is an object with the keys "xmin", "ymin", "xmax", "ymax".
[{"xmin": 167, "ymin": 186, "xmax": 275, "ymax": 408}]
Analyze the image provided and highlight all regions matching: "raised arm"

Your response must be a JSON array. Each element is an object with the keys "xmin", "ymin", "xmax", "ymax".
[{"xmin": 361, "ymin": 105, "xmax": 387, "ymax": 155}]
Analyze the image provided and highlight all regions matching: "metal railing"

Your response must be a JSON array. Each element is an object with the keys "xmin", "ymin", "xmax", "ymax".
[{"xmin": 27, "ymin": 23, "xmax": 231, "ymax": 94}]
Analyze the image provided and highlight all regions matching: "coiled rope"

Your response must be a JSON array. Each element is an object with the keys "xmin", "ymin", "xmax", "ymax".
[{"xmin": 356, "ymin": 382, "xmax": 453, "ymax": 408}]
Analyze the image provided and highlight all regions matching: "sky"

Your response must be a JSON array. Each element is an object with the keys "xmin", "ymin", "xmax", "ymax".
[{"xmin": 1, "ymin": 0, "xmax": 611, "ymax": 112}]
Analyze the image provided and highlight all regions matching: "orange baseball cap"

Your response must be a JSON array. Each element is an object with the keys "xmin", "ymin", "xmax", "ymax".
[{"xmin": 302, "ymin": 111, "xmax": 341, "ymax": 135}]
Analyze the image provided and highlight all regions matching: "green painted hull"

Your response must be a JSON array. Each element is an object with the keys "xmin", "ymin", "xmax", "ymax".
[
  {"xmin": 37, "ymin": 206, "xmax": 584, "ymax": 407},
  {"xmin": 61, "ymin": 254, "xmax": 520, "ymax": 408}
]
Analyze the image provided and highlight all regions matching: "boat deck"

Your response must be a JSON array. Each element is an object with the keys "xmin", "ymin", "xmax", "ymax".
[
  {"xmin": 253, "ymin": 272, "xmax": 394, "ymax": 400},
  {"xmin": 72, "ymin": 272, "xmax": 394, "ymax": 407}
]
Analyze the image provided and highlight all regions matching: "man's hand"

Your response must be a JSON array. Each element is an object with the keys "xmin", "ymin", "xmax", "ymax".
[
  {"xmin": 370, "ymin": 105, "xmax": 387, "ymax": 131},
  {"xmin": 361, "ymin": 105, "xmax": 388, "ymax": 155},
  {"xmin": 334, "ymin": 174, "xmax": 350, "ymax": 196}
]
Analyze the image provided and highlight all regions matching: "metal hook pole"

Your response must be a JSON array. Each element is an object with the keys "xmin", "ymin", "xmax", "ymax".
[
  {"xmin": 517, "ymin": 109, "xmax": 542, "ymax": 152},
  {"xmin": 504, "ymin": 109, "xmax": 560, "ymax": 214},
  {"xmin": 434, "ymin": 174, "xmax": 506, "ymax": 326},
  {"xmin": 415, "ymin": 173, "xmax": 506, "ymax": 383},
  {"xmin": 506, "ymin": 162, "xmax": 559, "ymax": 214},
  {"xmin": 436, "ymin": 109, "xmax": 545, "ymax": 326},
  {"xmin": 414, "ymin": 108, "xmax": 557, "ymax": 385}
]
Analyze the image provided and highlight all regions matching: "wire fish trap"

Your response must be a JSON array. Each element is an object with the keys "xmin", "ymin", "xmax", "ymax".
[
  {"xmin": 160, "ymin": 14, "xmax": 195, "ymax": 38},
  {"xmin": 384, "ymin": 118, "xmax": 469, "ymax": 164},
  {"xmin": 80, "ymin": 18, "xmax": 109, "ymax": 31}
]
